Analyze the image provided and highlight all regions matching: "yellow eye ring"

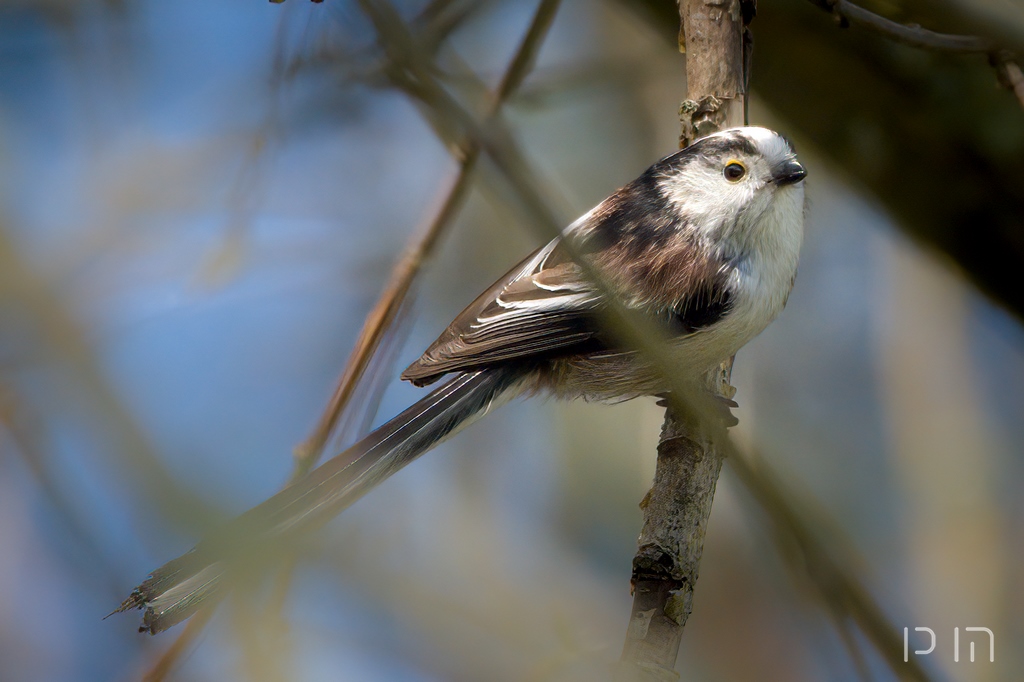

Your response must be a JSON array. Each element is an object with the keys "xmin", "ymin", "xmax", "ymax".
[{"xmin": 724, "ymin": 160, "xmax": 746, "ymax": 182}]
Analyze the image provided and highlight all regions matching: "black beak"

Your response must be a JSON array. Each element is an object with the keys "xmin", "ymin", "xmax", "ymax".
[{"xmin": 773, "ymin": 159, "xmax": 807, "ymax": 185}]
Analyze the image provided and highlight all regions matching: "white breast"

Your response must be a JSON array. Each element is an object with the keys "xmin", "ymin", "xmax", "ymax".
[
  {"xmin": 676, "ymin": 181, "xmax": 805, "ymax": 372},
  {"xmin": 722, "ymin": 183, "xmax": 804, "ymax": 347},
  {"xmin": 541, "ymin": 182, "xmax": 805, "ymax": 402}
]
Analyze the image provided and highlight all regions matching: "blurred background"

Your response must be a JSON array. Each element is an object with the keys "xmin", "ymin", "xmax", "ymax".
[{"xmin": 1, "ymin": 0, "xmax": 1023, "ymax": 680}]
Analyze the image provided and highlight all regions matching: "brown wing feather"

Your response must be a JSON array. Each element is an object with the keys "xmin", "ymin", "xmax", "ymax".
[
  {"xmin": 400, "ymin": 240, "xmax": 602, "ymax": 386},
  {"xmin": 402, "ymin": 170, "xmax": 736, "ymax": 387}
]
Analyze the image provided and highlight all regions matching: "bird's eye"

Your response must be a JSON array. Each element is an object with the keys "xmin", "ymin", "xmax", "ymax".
[{"xmin": 724, "ymin": 161, "xmax": 746, "ymax": 182}]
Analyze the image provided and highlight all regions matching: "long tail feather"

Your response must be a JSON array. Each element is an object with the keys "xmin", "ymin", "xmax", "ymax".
[{"xmin": 115, "ymin": 367, "xmax": 524, "ymax": 634}]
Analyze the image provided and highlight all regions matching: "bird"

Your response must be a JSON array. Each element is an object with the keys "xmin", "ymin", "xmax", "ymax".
[{"xmin": 115, "ymin": 125, "xmax": 807, "ymax": 634}]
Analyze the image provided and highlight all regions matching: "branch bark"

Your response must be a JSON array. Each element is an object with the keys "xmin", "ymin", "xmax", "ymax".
[
  {"xmin": 678, "ymin": 0, "xmax": 749, "ymax": 145},
  {"xmin": 617, "ymin": 408, "xmax": 723, "ymax": 681},
  {"xmin": 805, "ymin": 0, "xmax": 1024, "ymax": 111},
  {"xmin": 616, "ymin": 1, "xmax": 750, "ymax": 679}
]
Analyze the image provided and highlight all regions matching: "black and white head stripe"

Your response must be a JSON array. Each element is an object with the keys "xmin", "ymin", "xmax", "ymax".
[{"xmin": 655, "ymin": 126, "xmax": 798, "ymax": 173}]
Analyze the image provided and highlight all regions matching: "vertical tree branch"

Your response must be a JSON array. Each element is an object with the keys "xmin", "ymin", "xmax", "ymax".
[
  {"xmin": 679, "ymin": 0, "xmax": 750, "ymax": 145},
  {"xmin": 618, "ymin": 408, "xmax": 723, "ymax": 681},
  {"xmin": 617, "ymin": 1, "xmax": 751, "ymax": 679}
]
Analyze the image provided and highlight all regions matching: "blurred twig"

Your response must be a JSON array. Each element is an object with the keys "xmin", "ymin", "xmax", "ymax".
[
  {"xmin": 204, "ymin": 0, "xmax": 487, "ymax": 290},
  {"xmin": 0, "ymin": 228, "xmax": 224, "ymax": 531},
  {"xmin": 0, "ymin": 388, "xmax": 126, "ymax": 597},
  {"xmin": 354, "ymin": 0, "xmax": 570, "ymax": 236},
  {"xmin": 280, "ymin": 0, "xmax": 486, "ymax": 92},
  {"xmin": 414, "ymin": 0, "xmax": 489, "ymax": 59},
  {"xmin": 727, "ymin": 449, "xmax": 935, "ymax": 681},
  {"xmin": 807, "ymin": 0, "xmax": 1024, "ymax": 109},
  {"xmin": 196, "ymin": 6, "xmax": 295, "ymax": 289},
  {"xmin": 294, "ymin": 0, "xmax": 563, "ymax": 475}
]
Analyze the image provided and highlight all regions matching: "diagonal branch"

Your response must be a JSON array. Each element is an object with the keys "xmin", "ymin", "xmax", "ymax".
[
  {"xmin": 808, "ymin": 0, "xmax": 991, "ymax": 53},
  {"xmin": 807, "ymin": 0, "xmax": 1024, "ymax": 109},
  {"xmin": 293, "ymin": 0, "xmax": 562, "ymax": 476},
  {"xmin": 726, "ymin": 448, "xmax": 935, "ymax": 681}
]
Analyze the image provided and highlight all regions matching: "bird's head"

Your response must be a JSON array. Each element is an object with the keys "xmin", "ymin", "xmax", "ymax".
[{"xmin": 655, "ymin": 126, "xmax": 806, "ymax": 254}]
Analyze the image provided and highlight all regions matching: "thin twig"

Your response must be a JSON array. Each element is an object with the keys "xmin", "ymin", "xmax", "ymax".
[
  {"xmin": 807, "ymin": 0, "xmax": 1024, "ymax": 109},
  {"xmin": 274, "ymin": 0, "xmax": 562, "ymax": 657},
  {"xmin": 293, "ymin": 0, "xmax": 560, "ymax": 476},
  {"xmin": 276, "ymin": 0, "xmax": 561, "ymax": 644},
  {"xmin": 808, "ymin": 0, "xmax": 991, "ymax": 53}
]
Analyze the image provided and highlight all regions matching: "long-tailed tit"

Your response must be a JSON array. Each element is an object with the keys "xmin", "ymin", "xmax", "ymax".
[{"xmin": 116, "ymin": 126, "xmax": 806, "ymax": 634}]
